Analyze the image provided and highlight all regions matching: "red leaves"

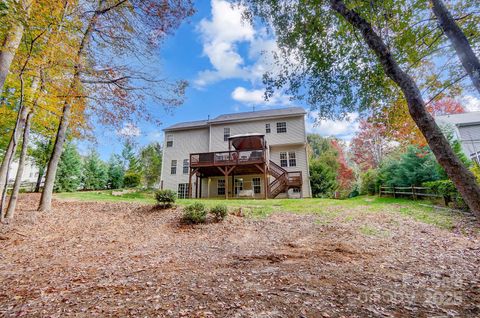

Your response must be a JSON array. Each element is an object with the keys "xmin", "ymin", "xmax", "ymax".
[{"xmin": 330, "ymin": 139, "xmax": 354, "ymax": 193}]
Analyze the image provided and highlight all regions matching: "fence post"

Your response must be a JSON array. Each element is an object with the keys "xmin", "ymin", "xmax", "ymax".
[
  {"xmin": 392, "ymin": 186, "xmax": 396, "ymax": 198},
  {"xmin": 411, "ymin": 185, "xmax": 416, "ymax": 200}
]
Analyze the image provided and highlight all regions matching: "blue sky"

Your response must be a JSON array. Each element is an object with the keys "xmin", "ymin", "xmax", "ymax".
[{"xmin": 81, "ymin": 0, "xmax": 362, "ymax": 160}]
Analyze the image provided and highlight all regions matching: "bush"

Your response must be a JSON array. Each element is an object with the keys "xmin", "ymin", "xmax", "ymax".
[
  {"xmin": 210, "ymin": 204, "xmax": 228, "ymax": 221},
  {"xmin": 423, "ymin": 180, "xmax": 467, "ymax": 210},
  {"xmin": 154, "ymin": 189, "xmax": 176, "ymax": 208},
  {"xmin": 124, "ymin": 173, "xmax": 141, "ymax": 188},
  {"xmin": 182, "ymin": 202, "xmax": 207, "ymax": 224},
  {"xmin": 360, "ymin": 169, "xmax": 378, "ymax": 195}
]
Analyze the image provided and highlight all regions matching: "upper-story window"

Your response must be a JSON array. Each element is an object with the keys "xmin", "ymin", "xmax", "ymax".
[
  {"xmin": 471, "ymin": 152, "xmax": 480, "ymax": 164},
  {"xmin": 170, "ymin": 160, "xmax": 177, "ymax": 175},
  {"xmin": 183, "ymin": 159, "xmax": 189, "ymax": 174},
  {"xmin": 224, "ymin": 127, "xmax": 230, "ymax": 141},
  {"xmin": 276, "ymin": 122, "xmax": 287, "ymax": 133},
  {"xmin": 166, "ymin": 134, "xmax": 174, "ymax": 147},
  {"xmin": 265, "ymin": 123, "xmax": 271, "ymax": 133},
  {"xmin": 288, "ymin": 152, "xmax": 297, "ymax": 167}
]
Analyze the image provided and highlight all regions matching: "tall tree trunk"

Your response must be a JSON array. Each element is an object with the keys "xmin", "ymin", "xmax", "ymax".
[
  {"xmin": 329, "ymin": 0, "xmax": 480, "ymax": 219},
  {"xmin": 3, "ymin": 110, "xmax": 32, "ymax": 221},
  {"xmin": 0, "ymin": 104, "xmax": 28, "ymax": 210},
  {"xmin": 430, "ymin": 0, "xmax": 480, "ymax": 94},
  {"xmin": 38, "ymin": 4, "xmax": 102, "ymax": 211},
  {"xmin": 34, "ymin": 166, "xmax": 44, "ymax": 193},
  {"xmin": 0, "ymin": 0, "xmax": 33, "ymax": 95}
]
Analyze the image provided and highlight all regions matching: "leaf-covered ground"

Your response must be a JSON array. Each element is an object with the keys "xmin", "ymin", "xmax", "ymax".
[{"xmin": 0, "ymin": 194, "xmax": 479, "ymax": 317}]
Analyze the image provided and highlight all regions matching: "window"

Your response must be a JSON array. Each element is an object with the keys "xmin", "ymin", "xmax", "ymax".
[
  {"xmin": 471, "ymin": 152, "xmax": 480, "ymax": 164},
  {"xmin": 265, "ymin": 123, "xmax": 271, "ymax": 133},
  {"xmin": 234, "ymin": 178, "xmax": 244, "ymax": 195},
  {"xmin": 178, "ymin": 183, "xmax": 189, "ymax": 199},
  {"xmin": 276, "ymin": 122, "xmax": 287, "ymax": 133},
  {"xmin": 224, "ymin": 127, "xmax": 230, "ymax": 141},
  {"xmin": 170, "ymin": 160, "xmax": 177, "ymax": 175},
  {"xmin": 280, "ymin": 152, "xmax": 288, "ymax": 167},
  {"xmin": 252, "ymin": 177, "xmax": 261, "ymax": 194},
  {"xmin": 166, "ymin": 134, "xmax": 173, "ymax": 147},
  {"xmin": 217, "ymin": 179, "xmax": 225, "ymax": 195},
  {"xmin": 288, "ymin": 152, "xmax": 297, "ymax": 167},
  {"xmin": 183, "ymin": 159, "xmax": 189, "ymax": 174}
]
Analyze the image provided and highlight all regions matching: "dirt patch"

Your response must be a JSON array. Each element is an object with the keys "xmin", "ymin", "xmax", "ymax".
[{"xmin": 0, "ymin": 194, "xmax": 479, "ymax": 317}]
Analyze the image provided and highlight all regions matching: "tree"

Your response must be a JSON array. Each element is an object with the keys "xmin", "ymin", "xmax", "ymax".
[
  {"xmin": 82, "ymin": 150, "xmax": 108, "ymax": 190},
  {"xmin": 54, "ymin": 142, "xmax": 82, "ymax": 192},
  {"xmin": 121, "ymin": 140, "xmax": 140, "ymax": 174},
  {"xmin": 378, "ymin": 146, "xmax": 442, "ymax": 187},
  {"xmin": 331, "ymin": 139, "xmax": 354, "ymax": 196},
  {"xmin": 307, "ymin": 134, "xmax": 339, "ymax": 197},
  {"xmin": 140, "ymin": 142, "xmax": 162, "ymax": 188},
  {"xmin": 38, "ymin": 0, "xmax": 194, "ymax": 211},
  {"xmin": 240, "ymin": 0, "xmax": 480, "ymax": 218},
  {"xmin": 350, "ymin": 120, "xmax": 395, "ymax": 171},
  {"xmin": 29, "ymin": 137, "xmax": 52, "ymax": 192},
  {"xmin": 430, "ymin": 0, "xmax": 480, "ymax": 93},
  {"xmin": 107, "ymin": 154, "xmax": 124, "ymax": 189},
  {"xmin": 0, "ymin": 0, "xmax": 33, "ymax": 95}
]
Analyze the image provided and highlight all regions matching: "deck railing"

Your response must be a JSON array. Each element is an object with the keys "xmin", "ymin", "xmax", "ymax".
[{"xmin": 190, "ymin": 149, "xmax": 265, "ymax": 167}]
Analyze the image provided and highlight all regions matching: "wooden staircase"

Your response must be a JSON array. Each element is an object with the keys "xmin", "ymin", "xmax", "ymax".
[{"xmin": 267, "ymin": 160, "xmax": 302, "ymax": 198}]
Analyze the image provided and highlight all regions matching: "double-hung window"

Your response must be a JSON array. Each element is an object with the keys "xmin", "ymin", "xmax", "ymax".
[
  {"xmin": 280, "ymin": 152, "xmax": 288, "ymax": 167},
  {"xmin": 166, "ymin": 134, "xmax": 173, "ymax": 147},
  {"xmin": 265, "ymin": 123, "xmax": 271, "ymax": 133},
  {"xmin": 170, "ymin": 160, "xmax": 177, "ymax": 175},
  {"xmin": 276, "ymin": 122, "xmax": 287, "ymax": 133},
  {"xmin": 217, "ymin": 179, "xmax": 225, "ymax": 195},
  {"xmin": 224, "ymin": 127, "xmax": 230, "ymax": 141},
  {"xmin": 252, "ymin": 177, "xmax": 261, "ymax": 194},
  {"xmin": 288, "ymin": 152, "xmax": 297, "ymax": 167},
  {"xmin": 183, "ymin": 159, "xmax": 189, "ymax": 174}
]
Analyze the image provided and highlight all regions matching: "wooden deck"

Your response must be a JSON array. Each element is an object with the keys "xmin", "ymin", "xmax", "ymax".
[{"xmin": 190, "ymin": 150, "xmax": 265, "ymax": 168}]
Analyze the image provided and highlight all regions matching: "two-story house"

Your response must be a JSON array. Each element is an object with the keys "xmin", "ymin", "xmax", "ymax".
[{"xmin": 160, "ymin": 107, "xmax": 312, "ymax": 199}]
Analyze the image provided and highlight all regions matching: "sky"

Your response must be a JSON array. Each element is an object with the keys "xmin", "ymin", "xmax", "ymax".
[{"xmin": 82, "ymin": 0, "xmax": 480, "ymax": 160}]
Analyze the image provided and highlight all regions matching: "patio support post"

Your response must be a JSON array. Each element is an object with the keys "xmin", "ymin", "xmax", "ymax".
[{"xmin": 264, "ymin": 162, "xmax": 268, "ymax": 200}]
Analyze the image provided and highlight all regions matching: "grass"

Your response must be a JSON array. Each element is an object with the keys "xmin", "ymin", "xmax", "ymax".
[{"xmin": 55, "ymin": 190, "xmax": 461, "ymax": 229}]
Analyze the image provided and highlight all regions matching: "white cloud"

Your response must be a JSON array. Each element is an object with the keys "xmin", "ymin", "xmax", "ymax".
[
  {"xmin": 462, "ymin": 94, "xmax": 480, "ymax": 112},
  {"xmin": 231, "ymin": 86, "xmax": 291, "ymax": 106},
  {"xmin": 306, "ymin": 112, "xmax": 360, "ymax": 140},
  {"xmin": 117, "ymin": 123, "xmax": 141, "ymax": 137},
  {"xmin": 195, "ymin": 0, "xmax": 254, "ymax": 86},
  {"xmin": 147, "ymin": 130, "xmax": 163, "ymax": 142}
]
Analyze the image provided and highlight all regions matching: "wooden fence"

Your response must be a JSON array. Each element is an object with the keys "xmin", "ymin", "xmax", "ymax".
[{"xmin": 379, "ymin": 185, "xmax": 451, "ymax": 205}]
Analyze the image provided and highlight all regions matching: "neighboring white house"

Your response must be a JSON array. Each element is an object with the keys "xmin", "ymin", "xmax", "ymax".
[
  {"xmin": 7, "ymin": 158, "xmax": 40, "ymax": 184},
  {"xmin": 161, "ymin": 107, "xmax": 312, "ymax": 199},
  {"xmin": 437, "ymin": 111, "xmax": 480, "ymax": 164}
]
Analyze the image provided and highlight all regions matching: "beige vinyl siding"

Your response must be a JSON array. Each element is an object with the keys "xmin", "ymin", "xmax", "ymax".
[
  {"xmin": 161, "ymin": 128, "xmax": 209, "ymax": 194},
  {"xmin": 209, "ymin": 115, "xmax": 306, "ymax": 152},
  {"xmin": 270, "ymin": 144, "xmax": 312, "ymax": 198},
  {"xmin": 206, "ymin": 174, "xmax": 266, "ymax": 199},
  {"xmin": 457, "ymin": 125, "xmax": 480, "ymax": 158}
]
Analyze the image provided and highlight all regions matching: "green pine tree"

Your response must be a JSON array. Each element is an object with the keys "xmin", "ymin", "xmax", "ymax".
[
  {"xmin": 54, "ymin": 143, "xmax": 82, "ymax": 192},
  {"xmin": 82, "ymin": 150, "xmax": 108, "ymax": 190}
]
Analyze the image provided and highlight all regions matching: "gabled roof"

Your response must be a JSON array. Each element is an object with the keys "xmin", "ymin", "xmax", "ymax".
[
  {"xmin": 209, "ymin": 107, "xmax": 306, "ymax": 123},
  {"xmin": 163, "ymin": 107, "xmax": 306, "ymax": 131},
  {"xmin": 163, "ymin": 119, "xmax": 209, "ymax": 131},
  {"xmin": 436, "ymin": 111, "xmax": 480, "ymax": 127}
]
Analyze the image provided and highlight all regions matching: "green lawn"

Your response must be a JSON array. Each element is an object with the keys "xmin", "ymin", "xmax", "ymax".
[{"xmin": 55, "ymin": 190, "xmax": 460, "ymax": 229}]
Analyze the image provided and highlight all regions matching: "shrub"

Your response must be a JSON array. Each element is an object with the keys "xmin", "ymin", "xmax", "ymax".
[
  {"xmin": 124, "ymin": 172, "xmax": 141, "ymax": 188},
  {"xmin": 424, "ymin": 180, "xmax": 467, "ymax": 210},
  {"xmin": 154, "ymin": 189, "xmax": 176, "ymax": 208},
  {"xmin": 360, "ymin": 169, "xmax": 378, "ymax": 195},
  {"xmin": 210, "ymin": 204, "xmax": 228, "ymax": 221},
  {"xmin": 182, "ymin": 202, "xmax": 207, "ymax": 224}
]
